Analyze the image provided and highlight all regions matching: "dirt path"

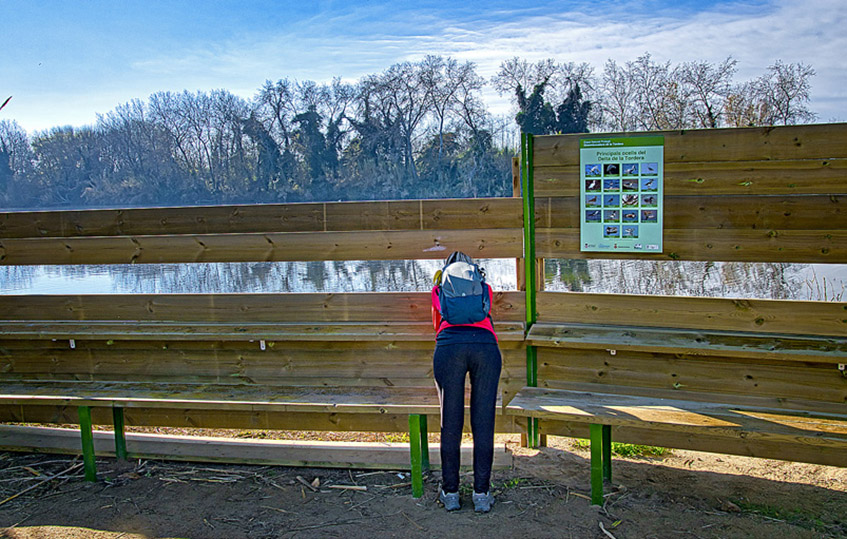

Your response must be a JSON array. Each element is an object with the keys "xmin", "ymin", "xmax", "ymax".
[{"xmin": 1, "ymin": 436, "xmax": 845, "ymax": 538}]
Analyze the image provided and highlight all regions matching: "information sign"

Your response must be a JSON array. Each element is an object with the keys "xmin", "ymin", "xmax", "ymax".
[{"xmin": 579, "ymin": 136, "xmax": 664, "ymax": 253}]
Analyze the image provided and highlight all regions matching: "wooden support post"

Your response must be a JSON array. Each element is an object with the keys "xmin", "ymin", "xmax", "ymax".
[
  {"xmin": 78, "ymin": 406, "xmax": 96, "ymax": 482},
  {"xmin": 113, "ymin": 406, "xmax": 128, "ymax": 461},
  {"xmin": 408, "ymin": 414, "xmax": 424, "ymax": 498},
  {"xmin": 602, "ymin": 424, "xmax": 612, "ymax": 483}
]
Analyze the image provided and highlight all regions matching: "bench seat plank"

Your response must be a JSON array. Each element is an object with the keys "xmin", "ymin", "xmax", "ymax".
[
  {"xmin": 527, "ymin": 323, "xmax": 847, "ymax": 363},
  {"xmin": 506, "ymin": 387, "xmax": 847, "ymax": 446},
  {"xmin": 0, "ymin": 381, "xmax": 502, "ymax": 415},
  {"xmin": 0, "ymin": 321, "xmax": 526, "ymax": 342}
]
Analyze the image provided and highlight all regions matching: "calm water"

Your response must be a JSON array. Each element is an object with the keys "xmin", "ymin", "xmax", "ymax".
[{"xmin": 1, "ymin": 260, "xmax": 845, "ymax": 301}]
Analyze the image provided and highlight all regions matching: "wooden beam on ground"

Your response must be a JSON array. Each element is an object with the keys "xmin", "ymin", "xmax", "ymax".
[{"xmin": 0, "ymin": 425, "xmax": 513, "ymax": 470}]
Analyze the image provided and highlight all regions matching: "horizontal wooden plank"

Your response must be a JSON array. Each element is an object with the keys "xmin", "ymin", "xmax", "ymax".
[
  {"xmin": 538, "ymin": 420, "xmax": 847, "ymax": 467},
  {"xmin": 535, "ymin": 291, "xmax": 847, "ymax": 336},
  {"xmin": 0, "ymin": 198, "xmax": 523, "ymax": 239},
  {"xmin": 0, "ymin": 228, "xmax": 524, "ymax": 265},
  {"xmin": 536, "ymin": 349, "xmax": 847, "ymax": 406},
  {"xmin": 505, "ymin": 387, "xmax": 847, "ymax": 446},
  {"xmin": 0, "ymin": 321, "xmax": 526, "ymax": 342},
  {"xmin": 535, "ymin": 228, "xmax": 847, "ymax": 263},
  {"xmin": 532, "ymin": 124, "xmax": 847, "ymax": 167},
  {"xmin": 529, "ymin": 380, "xmax": 847, "ymax": 417},
  {"xmin": 527, "ymin": 323, "xmax": 847, "ymax": 363},
  {"xmin": 0, "ymin": 381, "xmax": 473, "ymax": 415},
  {"xmin": 534, "ymin": 158, "xmax": 847, "ymax": 196},
  {"xmin": 0, "ymin": 345, "xmax": 526, "ymax": 388},
  {"xmin": 0, "ymin": 405, "xmax": 520, "ymax": 433},
  {"xmin": 0, "ymin": 291, "xmax": 526, "ymax": 323},
  {"xmin": 0, "ymin": 425, "xmax": 513, "ymax": 470},
  {"xmin": 537, "ymin": 195, "xmax": 847, "ymax": 230}
]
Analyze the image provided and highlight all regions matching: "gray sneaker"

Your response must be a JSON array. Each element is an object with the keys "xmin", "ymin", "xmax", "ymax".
[
  {"xmin": 472, "ymin": 491, "xmax": 494, "ymax": 513},
  {"xmin": 473, "ymin": 491, "xmax": 494, "ymax": 513},
  {"xmin": 439, "ymin": 489, "xmax": 460, "ymax": 511}
]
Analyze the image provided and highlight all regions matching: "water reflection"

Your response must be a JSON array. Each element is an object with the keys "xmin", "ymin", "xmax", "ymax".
[
  {"xmin": 1, "ymin": 259, "xmax": 844, "ymax": 301},
  {"xmin": 544, "ymin": 259, "xmax": 847, "ymax": 301},
  {"xmin": 0, "ymin": 259, "xmax": 518, "ymax": 295}
]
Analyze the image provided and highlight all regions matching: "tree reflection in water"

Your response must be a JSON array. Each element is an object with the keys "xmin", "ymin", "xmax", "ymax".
[{"xmin": 1, "ymin": 260, "xmax": 844, "ymax": 301}]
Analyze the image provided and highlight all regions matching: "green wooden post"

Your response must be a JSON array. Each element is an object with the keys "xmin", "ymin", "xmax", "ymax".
[
  {"xmin": 589, "ymin": 423, "xmax": 604, "ymax": 505},
  {"xmin": 602, "ymin": 424, "xmax": 612, "ymax": 482},
  {"xmin": 409, "ymin": 414, "xmax": 424, "ymax": 498},
  {"xmin": 419, "ymin": 414, "xmax": 430, "ymax": 472},
  {"xmin": 521, "ymin": 132, "xmax": 540, "ymax": 448},
  {"xmin": 78, "ymin": 406, "xmax": 97, "ymax": 482},
  {"xmin": 113, "ymin": 407, "xmax": 128, "ymax": 461}
]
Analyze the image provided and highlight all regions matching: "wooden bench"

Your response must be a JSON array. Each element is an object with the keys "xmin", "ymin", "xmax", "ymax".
[
  {"xmin": 0, "ymin": 293, "xmax": 526, "ymax": 497},
  {"xmin": 506, "ymin": 320, "xmax": 847, "ymax": 504}
]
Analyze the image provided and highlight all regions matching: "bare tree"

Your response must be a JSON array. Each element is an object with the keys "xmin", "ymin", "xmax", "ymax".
[
  {"xmin": 679, "ymin": 57, "xmax": 737, "ymax": 128},
  {"xmin": 758, "ymin": 61, "xmax": 817, "ymax": 125},
  {"xmin": 599, "ymin": 59, "xmax": 639, "ymax": 132}
]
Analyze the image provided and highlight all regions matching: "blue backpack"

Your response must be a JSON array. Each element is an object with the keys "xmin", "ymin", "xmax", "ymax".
[{"xmin": 437, "ymin": 252, "xmax": 491, "ymax": 325}]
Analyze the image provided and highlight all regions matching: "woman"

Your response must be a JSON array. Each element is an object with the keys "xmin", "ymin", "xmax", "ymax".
[{"xmin": 431, "ymin": 251, "xmax": 502, "ymax": 513}]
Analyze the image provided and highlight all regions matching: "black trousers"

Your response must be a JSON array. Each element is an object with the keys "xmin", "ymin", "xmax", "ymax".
[{"xmin": 433, "ymin": 341, "xmax": 502, "ymax": 493}]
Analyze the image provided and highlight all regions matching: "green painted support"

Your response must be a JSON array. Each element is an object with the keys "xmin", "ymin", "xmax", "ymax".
[
  {"xmin": 589, "ymin": 424, "xmax": 613, "ymax": 505},
  {"xmin": 520, "ymin": 132, "xmax": 537, "ymax": 324},
  {"xmin": 589, "ymin": 424, "xmax": 604, "ymax": 505},
  {"xmin": 113, "ymin": 407, "xmax": 128, "ymax": 461},
  {"xmin": 602, "ymin": 424, "xmax": 612, "ymax": 483},
  {"xmin": 409, "ymin": 414, "xmax": 424, "ymax": 498},
  {"xmin": 419, "ymin": 413, "xmax": 430, "ymax": 472},
  {"xmin": 521, "ymin": 132, "xmax": 541, "ymax": 449},
  {"xmin": 78, "ymin": 406, "xmax": 97, "ymax": 482}
]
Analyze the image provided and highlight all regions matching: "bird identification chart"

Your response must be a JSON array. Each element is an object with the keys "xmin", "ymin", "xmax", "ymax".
[{"xmin": 580, "ymin": 136, "xmax": 664, "ymax": 253}]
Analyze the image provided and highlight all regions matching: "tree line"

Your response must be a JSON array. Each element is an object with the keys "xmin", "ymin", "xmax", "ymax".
[{"xmin": 0, "ymin": 54, "xmax": 815, "ymax": 210}]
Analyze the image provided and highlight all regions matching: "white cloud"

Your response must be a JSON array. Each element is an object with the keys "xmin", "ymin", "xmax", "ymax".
[{"xmin": 5, "ymin": 0, "xmax": 845, "ymax": 131}]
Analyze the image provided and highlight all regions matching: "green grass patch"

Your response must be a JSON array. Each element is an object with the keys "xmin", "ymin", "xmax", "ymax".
[
  {"xmin": 571, "ymin": 439, "xmax": 669, "ymax": 458},
  {"xmin": 734, "ymin": 500, "xmax": 838, "ymax": 535}
]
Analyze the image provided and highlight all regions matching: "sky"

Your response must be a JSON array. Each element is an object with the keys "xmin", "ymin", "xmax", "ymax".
[{"xmin": 1, "ymin": 0, "xmax": 845, "ymax": 133}]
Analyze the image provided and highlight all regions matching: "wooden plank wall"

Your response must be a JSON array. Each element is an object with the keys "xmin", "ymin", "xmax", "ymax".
[
  {"xmin": 530, "ymin": 124, "xmax": 847, "ymax": 409},
  {"xmin": 0, "ymin": 198, "xmax": 524, "ymax": 265},
  {"xmin": 533, "ymin": 124, "xmax": 847, "ymax": 263},
  {"xmin": 0, "ymin": 197, "xmax": 527, "ymax": 432}
]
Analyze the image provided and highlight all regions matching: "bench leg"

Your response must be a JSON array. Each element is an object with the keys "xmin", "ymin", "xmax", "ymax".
[
  {"xmin": 408, "ymin": 414, "xmax": 425, "ymax": 498},
  {"xmin": 589, "ymin": 423, "xmax": 612, "ymax": 505},
  {"xmin": 602, "ymin": 424, "xmax": 612, "ymax": 483},
  {"xmin": 78, "ymin": 406, "xmax": 97, "ymax": 482},
  {"xmin": 113, "ymin": 407, "xmax": 128, "ymax": 461},
  {"xmin": 521, "ymin": 418, "xmax": 543, "ymax": 448},
  {"xmin": 419, "ymin": 414, "xmax": 430, "ymax": 473}
]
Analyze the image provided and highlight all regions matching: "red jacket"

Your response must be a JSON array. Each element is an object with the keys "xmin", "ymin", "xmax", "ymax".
[{"xmin": 431, "ymin": 285, "xmax": 498, "ymax": 341}]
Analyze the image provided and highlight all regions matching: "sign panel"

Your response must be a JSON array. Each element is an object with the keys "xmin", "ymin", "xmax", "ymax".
[{"xmin": 580, "ymin": 136, "xmax": 664, "ymax": 253}]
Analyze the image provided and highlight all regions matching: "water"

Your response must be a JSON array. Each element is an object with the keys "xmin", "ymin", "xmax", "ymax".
[{"xmin": 0, "ymin": 259, "xmax": 844, "ymax": 301}]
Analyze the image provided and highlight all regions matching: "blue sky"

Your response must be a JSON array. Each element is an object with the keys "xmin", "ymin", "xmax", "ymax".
[{"xmin": 1, "ymin": 0, "xmax": 845, "ymax": 132}]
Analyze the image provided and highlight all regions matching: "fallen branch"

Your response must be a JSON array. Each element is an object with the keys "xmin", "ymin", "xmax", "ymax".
[
  {"xmin": 402, "ymin": 511, "xmax": 425, "ymax": 531},
  {"xmin": 327, "ymin": 485, "xmax": 367, "ymax": 492},
  {"xmin": 285, "ymin": 511, "xmax": 402, "ymax": 532},
  {"xmin": 599, "ymin": 522, "xmax": 617, "ymax": 539},
  {"xmin": 0, "ymin": 463, "xmax": 83, "ymax": 507},
  {"xmin": 296, "ymin": 475, "xmax": 318, "ymax": 492}
]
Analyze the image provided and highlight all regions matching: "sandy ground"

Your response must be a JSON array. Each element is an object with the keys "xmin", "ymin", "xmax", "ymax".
[{"xmin": 0, "ymin": 435, "xmax": 845, "ymax": 539}]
